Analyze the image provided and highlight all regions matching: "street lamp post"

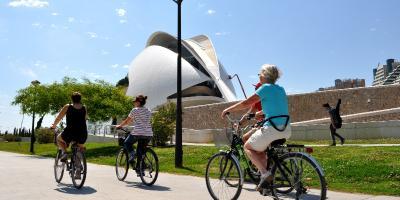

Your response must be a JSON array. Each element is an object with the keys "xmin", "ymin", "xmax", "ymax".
[
  {"xmin": 173, "ymin": 0, "xmax": 183, "ymax": 168},
  {"xmin": 30, "ymin": 80, "xmax": 40, "ymax": 153},
  {"xmin": 228, "ymin": 74, "xmax": 248, "ymax": 99}
]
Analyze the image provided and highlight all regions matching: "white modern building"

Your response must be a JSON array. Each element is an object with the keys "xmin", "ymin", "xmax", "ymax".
[{"xmin": 126, "ymin": 31, "xmax": 237, "ymax": 109}]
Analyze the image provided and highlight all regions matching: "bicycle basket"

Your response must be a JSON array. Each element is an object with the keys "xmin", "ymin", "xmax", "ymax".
[
  {"xmin": 213, "ymin": 128, "xmax": 233, "ymax": 148},
  {"xmin": 117, "ymin": 131, "xmax": 128, "ymax": 146}
]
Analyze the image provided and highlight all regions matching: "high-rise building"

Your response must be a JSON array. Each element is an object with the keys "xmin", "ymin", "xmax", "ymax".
[{"xmin": 372, "ymin": 59, "xmax": 400, "ymax": 86}]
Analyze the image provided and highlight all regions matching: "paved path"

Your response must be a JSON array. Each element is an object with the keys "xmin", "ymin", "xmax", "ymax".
[{"xmin": 0, "ymin": 151, "xmax": 398, "ymax": 200}]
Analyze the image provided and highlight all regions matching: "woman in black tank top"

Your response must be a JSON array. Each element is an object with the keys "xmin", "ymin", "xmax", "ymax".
[{"xmin": 51, "ymin": 92, "xmax": 88, "ymax": 159}]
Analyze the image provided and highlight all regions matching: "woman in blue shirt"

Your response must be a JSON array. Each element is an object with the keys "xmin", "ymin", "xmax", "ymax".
[{"xmin": 221, "ymin": 64, "xmax": 291, "ymax": 191}]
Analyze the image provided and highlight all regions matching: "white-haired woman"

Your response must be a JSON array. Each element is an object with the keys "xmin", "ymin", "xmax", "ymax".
[{"xmin": 221, "ymin": 64, "xmax": 291, "ymax": 191}]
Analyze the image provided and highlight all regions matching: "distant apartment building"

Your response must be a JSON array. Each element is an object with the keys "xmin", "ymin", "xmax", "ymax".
[
  {"xmin": 318, "ymin": 79, "xmax": 365, "ymax": 91},
  {"xmin": 372, "ymin": 59, "xmax": 400, "ymax": 86}
]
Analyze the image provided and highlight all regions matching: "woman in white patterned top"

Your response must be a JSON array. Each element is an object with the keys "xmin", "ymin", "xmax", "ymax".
[{"xmin": 116, "ymin": 94, "xmax": 153, "ymax": 175}]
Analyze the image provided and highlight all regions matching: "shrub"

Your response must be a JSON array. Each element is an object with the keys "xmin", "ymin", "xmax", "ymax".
[
  {"xmin": 2, "ymin": 134, "xmax": 22, "ymax": 142},
  {"xmin": 151, "ymin": 102, "xmax": 176, "ymax": 146},
  {"xmin": 36, "ymin": 128, "xmax": 54, "ymax": 144}
]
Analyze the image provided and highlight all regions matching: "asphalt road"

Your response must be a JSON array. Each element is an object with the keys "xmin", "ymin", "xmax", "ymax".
[{"xmin": 0, "ymin": 151, "xmax": 398, "ymax": 200}]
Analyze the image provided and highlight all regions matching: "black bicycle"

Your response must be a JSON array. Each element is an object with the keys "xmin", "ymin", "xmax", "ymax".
[
  {"xmin": 115, "ymin": 128, "xmax": 159, "ymax": 186},
  {"xmin": 205, "ymin": 113, "xmax": 327, "ymax": 200},
  {"xmin": 53, "ymin": 130, "xmax": 87, "ymax": 189}
]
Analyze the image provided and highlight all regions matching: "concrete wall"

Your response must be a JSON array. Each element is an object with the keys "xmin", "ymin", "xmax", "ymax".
[
  {"xmin": 180, "ymin": 120, "xmax": 400, "ymax": 143},
  {"xmin": 291, "ymin": 120, "xmax": 400, "ymax": 141},
  {"xmin": 183, "ymin": 84, "xmax": 400, "ymax": 130}
]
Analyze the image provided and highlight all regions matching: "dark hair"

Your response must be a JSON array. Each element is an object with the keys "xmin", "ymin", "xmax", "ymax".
[
  {"xmin": 134, "ymin": 95, "xmax": 147, "ymax": 106},
  {"xmin": 71, "ymin": 92, "xmax": 82, "ymax": 104}
]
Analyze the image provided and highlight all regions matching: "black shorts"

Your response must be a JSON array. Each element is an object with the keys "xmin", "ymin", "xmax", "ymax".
[{"xmin": 61, "ymin": 129, "xmax": 87, "ymax": 144}]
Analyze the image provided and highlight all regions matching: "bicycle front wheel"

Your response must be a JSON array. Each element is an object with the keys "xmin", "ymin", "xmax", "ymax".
[
  {"xmin": 205, "ymin": 152, "xmax": 243, "ymax": 200},
  {"xmin": 71, "ymin": 150, "xmax": 87, "ymax": 189},
  {"xmin": 115, "ymin": 148, "xmax": 129, "ymax": 181},
  {"xmin": 54, "ymin": 150, "xmax": 65, "ymax": 183},
  {"xmin": 272, "ymin": 152, "xmax": 327, "ymax": 200},
  {"xmin": 139, "ymin": 148, "xmax": 159, "ymax": 186}
]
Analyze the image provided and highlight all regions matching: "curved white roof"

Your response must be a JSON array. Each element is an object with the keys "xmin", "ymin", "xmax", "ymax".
[
  {"xmin": 127, "ymin": 45, "xmax": 211, "ymax": 109},
  {"xmin": 127, "ymin": 31, "xmax": 237, "ymax": 109}
]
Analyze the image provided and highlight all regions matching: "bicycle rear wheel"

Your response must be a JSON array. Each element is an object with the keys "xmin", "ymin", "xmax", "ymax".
[
  {"xmin": 272, "ymin": 152, "xmax": 327, "ymax": 200},
  {"xmin": 54, "ymin": 150, "xmax": 65, "ymax": 183},
  {"xmin": 205, "ymin": 152, "xmax": 243, "ymax": 200},
  {"xmin": 139, "ymin": 148, "xmax": 159, "ymax": 186},
  {"xmin": 115, "ymin": 148, "xmax": 129, "ymax": 181},
  {"xmin": 71, "ymin": 150, "xmax": 87, "ymax": 189}
]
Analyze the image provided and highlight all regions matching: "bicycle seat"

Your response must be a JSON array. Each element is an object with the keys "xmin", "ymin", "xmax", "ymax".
[{"xmin": 270, "ymin": 138, "xmax": 286, "ymax": 147}]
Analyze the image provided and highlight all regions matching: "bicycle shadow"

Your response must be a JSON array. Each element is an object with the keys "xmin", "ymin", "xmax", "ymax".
[
  {"xmin": 54, "ymin": 183, "xmax": 97, "ymax": 195},
  {"xmin": 274, "ymin": 193, "xmax": 322, "ymax": 200},
  {"xmin": 124, "ymin": 181, "xmax": 171, "ymax": 191},
  {"xmin": 15, "ymin": 155, "xmax": 51, "ymax": 160}
]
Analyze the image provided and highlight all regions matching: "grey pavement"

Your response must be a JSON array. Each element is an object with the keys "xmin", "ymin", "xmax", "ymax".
[{"xmin": 0, "ymin": 151, "xmax": 398, "ymax": 200}]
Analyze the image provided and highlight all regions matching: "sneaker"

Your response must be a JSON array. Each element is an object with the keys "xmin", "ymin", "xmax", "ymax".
[
  {"xmin": 256, "ymin": 171, "xmax": 273, "ymax": 192},
  {"xmin": 340, "ymin": 138, "xmax": 345, "ymax": 145},
  {"xmin": 135, "ymin": 168, "xmax": 145, "ymax": 177},
  {"xmin": 60, "ymin": 152, "xmax": 68, "ymax": 162}
]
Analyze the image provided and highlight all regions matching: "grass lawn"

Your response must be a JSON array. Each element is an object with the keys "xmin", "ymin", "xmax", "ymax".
[{"xmin": 0, "ymin": 140, "xmax": 399, "ymax": 196}]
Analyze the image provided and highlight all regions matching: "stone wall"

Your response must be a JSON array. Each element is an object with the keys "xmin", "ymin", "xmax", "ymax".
[{"xmin": 182, "ymin": 85, "xmax": 400, "ymax": 130}]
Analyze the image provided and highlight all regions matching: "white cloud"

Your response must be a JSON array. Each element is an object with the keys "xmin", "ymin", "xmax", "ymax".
[
  {"xmin": 86, "ymin": 32, "xmax": 98, "ymax": 39},
  {"xmin": 111, "ymin": 64, "xmax": 119, "ymax": 68},
  {"xmin": 122, "ymin": 65, "xmax": 129, "ymax": 69},
  {"xmin": 31, "ymin": 22, "xmax": 43, "ymax": 28},
  {"xmin": 115, "ymin": 8, "xmax": 127, "ymax": 17},
  {"xmin": 215, "ymin": 31, "xmax": 230, "ymax": 36},
  {"xmin": 51, "ymin": 12, "xmax": 59, "ymax": 16},
  {"xmin": 124, "ymin": 43, "xmax": 131, "ymax": 47},
  {"xmin": 86, "ymin": 72, "xmax": 102, "ymax": 79},
  {"xmin": 207, "ymin": 9, "xmax": 216, "ymax": 15},
  {"xmin": 101, "ymin": 50, "xmax": 109, "ymax": 55},
  {"xmin": 68, "ymin": 17, "xmax": 75, "ymax": 23},
  {"xmin": 33, "ymin": 60, "xmax": 47, "ymax": 69},
  {"xmin": 119, "ymin": 19, "xmax": 127, "ymax": 24},
  {"xmin": 370, "ymin": 27, "xmax": 377, "ymax": 32},
  {"xmin": 19, "ymin": 68, "xmax": 37, "ymax": 79},
  {"xmin": 8, "ymin": 0, "xmax": 49, "ymax": 8},
  {"xmin": 50, "ymin": 24, "xmax": 57, "ymax": 28}
]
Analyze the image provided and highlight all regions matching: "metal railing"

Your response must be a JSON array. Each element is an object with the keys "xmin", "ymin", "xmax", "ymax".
[{"xmin": 87, "ymin": 124, "xmax": 134, "ymax": 138}]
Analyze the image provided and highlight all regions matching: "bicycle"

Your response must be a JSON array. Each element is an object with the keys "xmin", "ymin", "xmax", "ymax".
[
  {"xmin": 53, "ymin": 129, "xmax": 87, "ymax": 189},
  {"xmin": 115, "ymin": 128, "xmax": 159, "ymax": 186},
  {"xmin": 205, "ymin": 113, "xmax": 327, "ymax": 200}
]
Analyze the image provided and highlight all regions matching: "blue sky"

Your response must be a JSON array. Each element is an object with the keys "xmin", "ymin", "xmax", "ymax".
[{"xmin": 1, "ymin": 0, "xmax": 400, "ymax": 131}]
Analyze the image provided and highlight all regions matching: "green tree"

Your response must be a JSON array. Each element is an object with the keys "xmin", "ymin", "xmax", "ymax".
[
  {"xmin": 12, "ymin": 77, "xmax": 133, "ymax": 130},
  {"xmin": 151, "ymin": 102, "xmax": 176, "ymax": 146}
]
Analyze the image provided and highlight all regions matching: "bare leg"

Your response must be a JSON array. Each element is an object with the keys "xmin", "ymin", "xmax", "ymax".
[
  {"xmin": 244, "ymin": 142, "xmax": 267, "ymax": 174},
  {"xmin": 242, "ymin": 128, "xmax": 257, "ymax": 143},
  {"xmin": 57, "ymin": 134, "xmax": 67, "ymax": 152}
]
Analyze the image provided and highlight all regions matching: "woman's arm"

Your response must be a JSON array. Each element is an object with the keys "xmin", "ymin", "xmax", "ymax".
[
  {"xmin": 51, "ymin": 104, "xmax": 69, "ymax": 129},
  {"xmin": 116, "ymin": 116, "xmax": 133, "ymax": 128},
  {"xmin": 221, "ymin": 94, "xmax": 260, "ymax": 118}
]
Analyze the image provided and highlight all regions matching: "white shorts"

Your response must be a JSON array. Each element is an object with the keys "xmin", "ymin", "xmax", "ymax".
[{"xmin": 247, "ymin": 125, "xmax": 291, "ymax": 152}]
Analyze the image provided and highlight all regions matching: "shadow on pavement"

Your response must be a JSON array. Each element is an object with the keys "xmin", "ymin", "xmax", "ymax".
[
  {"xmin": 15, "ymin": 155, "xmax": 50, "ymax": 160},
  {"xmin": 54, "ymin": 183, "xmax": 97, "ymax": 195},
  {"xmin": 124, "ymin": 181, "xmax": 171, "ymax": 191}
]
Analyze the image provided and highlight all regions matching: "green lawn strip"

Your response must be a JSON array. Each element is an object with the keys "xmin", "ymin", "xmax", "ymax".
[{"xmin": 0, "ymin": 142, "xmax": 399, "ymax": 196}]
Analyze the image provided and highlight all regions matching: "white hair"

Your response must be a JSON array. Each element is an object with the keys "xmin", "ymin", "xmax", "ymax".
[{"xmin": 260, "ymin": 64, "xmax": 281, "ymax": 84}]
